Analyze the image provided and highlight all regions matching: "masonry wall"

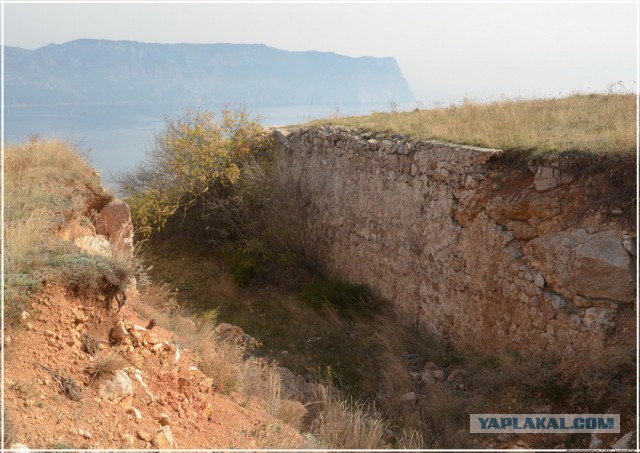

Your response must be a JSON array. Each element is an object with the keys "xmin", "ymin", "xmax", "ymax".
[{"xmin": 273, "ymin": 127, "xmax": 636, "ymax": 359}]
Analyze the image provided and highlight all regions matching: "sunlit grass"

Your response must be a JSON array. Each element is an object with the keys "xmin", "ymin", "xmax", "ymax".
[
  {"xmin": 304, "ymin": 93, "xmax": 636, "ymax": 155},
  {"xmin": 4, "ymin": 139, "xmax": 109, "ymax": 326}
]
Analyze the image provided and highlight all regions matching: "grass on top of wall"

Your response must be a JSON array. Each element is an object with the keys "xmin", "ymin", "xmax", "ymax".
[{"xmin": 303, "ymin": 93, "xmax": 636, "ymax": 156}]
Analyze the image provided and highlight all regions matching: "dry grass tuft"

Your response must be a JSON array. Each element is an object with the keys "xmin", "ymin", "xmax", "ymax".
[
  {"xmin": 305, "ymin": 93, "xmax": 636, "ymax": 155},
  {"xmin": 4, "ymin": 211, "xmax": 52, "ymax": 278},
  {"xmin": 132, "ymin": 283, "xmax": 271, "ymax": 396},
  {"xmin": 252, "ymin": 421, "xmax": 304, "ymax": 449},
  {"xmin": 419, "ymin": 383, "xmax": 470, "ymax": 448},
  {"xmin": 371, "ymin": 316, "xmax": 416, "ymax": 418},
  {"xmin": 276, "ymin": 399, "xmax": 307, "ymax": 430},
  {"xmin": 312, "ymin": 382, "xmax": 390, "ymax": 449},
  {"xmin": 395, "ymin": 428, "xmax": 425, "ymax": 450},
  {"xmin": 85, "ymin": 354, "xmax": 129, "ymax": 380},
  {"xmin": 3, "ymin": 411, "xmax": 19, "ymax": 448}
]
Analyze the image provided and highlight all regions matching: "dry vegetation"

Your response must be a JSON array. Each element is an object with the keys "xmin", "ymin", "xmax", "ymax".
[
  {"xmin": 4, "ymin": 138, "xmax": 119, "ymax": 328},
  {"xmin": 304, "ymin": 93, "xmax": 636, "ymax": 155},
  {"xmin": 83, "ymin": 355, "xmax": 128, "ymax": 385},
  {"xmin": 129, "ymin": 280, "xmax": 394, "ymax": 449}
]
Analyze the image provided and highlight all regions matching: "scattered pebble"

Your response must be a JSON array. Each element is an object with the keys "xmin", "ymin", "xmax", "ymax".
[
  {"xmin": 136, "ymin": 430, "xmax": 152, "ymax": 442},
  {"xmin": 399, "ymin": 391, "xmax": 417, "ymax": 404},
  {"xmin": 128, "ymin": 406, "xmax": 142, "ymax": 422},
  {"xmin": 109, "ymin": 321, "xmax": 128, "ymax": 343},
  {"xmin": 121, "ymin": 434, "xmax": 135, "ymax": 447},
  {"xmin": 159, "ymin": 412, "xmax": 171, "ymax": 426}
]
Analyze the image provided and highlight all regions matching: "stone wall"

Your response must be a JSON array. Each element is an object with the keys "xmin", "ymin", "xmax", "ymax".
[{"xmin": 273, "ymin": 127, "xmax": 636, "ymax": 359}]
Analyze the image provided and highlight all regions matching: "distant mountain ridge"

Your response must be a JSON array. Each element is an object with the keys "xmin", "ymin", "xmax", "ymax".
[{"xmin": 5, "ymin": 39, "xmax": 415, "ymax": 107}]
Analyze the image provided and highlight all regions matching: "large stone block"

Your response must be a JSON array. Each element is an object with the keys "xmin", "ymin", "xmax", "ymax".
[
  {"xmin": 524, "ymin": 230, "xmax": 634, "ymax": 303},
  {"xmin": 574, "ymin": 230, "xmax": 635, "ymax": 301},
  {"xmin": 98, "ymin": 370, "xmax": 133, "ymax": 403},
  {"xmin": 95, "ymin": 199, "xmax": 134, "ymax": 254},
  {"xmin": 74, "ymin": 235, "xmax": 112, "ymax": 257}
]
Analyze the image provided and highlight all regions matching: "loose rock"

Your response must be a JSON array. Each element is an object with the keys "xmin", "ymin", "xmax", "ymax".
[
  {"xmin": 121, "ymin": 434, "xmax": 135, "ymax": 448},
  {"xmin": 589, "ymin": 433, "xmax": 603, "ymax": 449},
  {"xmin": 400, "ymin": 392, "xmax": 417, "ymax": 404},
  {"xmin": 136, "ymin": 430, "xmax": 152, "ymax": 442},
  {"xmin": 98, "ymin": 370, "xmax": 133, "ymax": 403},
  {"xmin": 152, "ymin": 425, "xmax": 175, "ymax": 449},
  {"xmin": 109, "ymin": 321, "xmax": 128, "ymax": 343},
  {"xmin": 128, "ymin": 406, "xmax": 142, "ymax": 422},
  {"xmin": 74, "ymin": 235, "xmax": 111, "ymax": 257},
  {"xmin": 611, "ymin": 431, "xmax": 635, "ymax": 450},
  {"xmin": 159, "ymin": 412, "xmax": 171, "ymax": 426},
  {"xmin": 216, "ymin": 323, "xmax": 245, "ymax": 341}
]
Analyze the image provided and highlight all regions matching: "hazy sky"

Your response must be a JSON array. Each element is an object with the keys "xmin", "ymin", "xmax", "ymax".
[{"xmin": 3, "ymin": 2, "xmax": 637, "ymax": 104}]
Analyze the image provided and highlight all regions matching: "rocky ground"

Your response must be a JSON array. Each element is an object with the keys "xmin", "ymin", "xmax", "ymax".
[{"xmin": 4, "ymin": 284, "xmax": 304, "ymax": 449}]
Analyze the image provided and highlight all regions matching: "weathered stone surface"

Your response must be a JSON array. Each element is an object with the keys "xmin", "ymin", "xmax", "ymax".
[
  {"xmin": 278, "ymin": 366, "xmax": 314, "ymax": 402},
  {"xmin": 95, "ymin": 198, "xmax": 134, "ymax": 254},
  {"xmin": 78, "ymin": 428, "xmax": 92, "ymax": 439},
  {"xmin": 574, "ymin": 230, "xmax": 634, "ymax": 301},
  {"xmin": 611, "ymin": 431, "xmax": 634, "ymax": 450},
  {"xmin": 533, "ymin": 166, "xmax": 558, "ymax": 192},
  {"xmin": 109, "ymin": 321, "xmax": 128, "ymax": 343},
  {"xmin": 525, "ymin": 230, "xmax": 634, "ymax": 303},
  {"xmin": 273, "ymin": 127, "xmax": 635, "ymax": 359},
  {"xmin": 420, "ymin": 371, "xmax": 435, "ymax": 384},
  {"xmin": 152, "ymin": 426, "xmax": 176, "ymax": 450},
  {"xmin": 582, "ymin": 307, "xmax": 615, "ymax": 332},
  {"xmin": 506, "ymin": 220, "xmax": 538, "ymax": 240},
  {"xmin": 216, "ymin": 323, "xmax": 245, "ymax": 341},
  {"xmin": 589, "ymin": 433, "xmax": 603, "ymax": 449},
  {"xmin": 74, "ymin": 235, "xmax": 111, "ymax": 257},
  {"xmin": 98, "ymin": 370, "xmax": 133, "ymax": 403}
]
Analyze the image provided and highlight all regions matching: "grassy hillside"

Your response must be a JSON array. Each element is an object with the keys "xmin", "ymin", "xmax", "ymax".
[
  {"xmin": 4, "ymin": 139, "xmax": 129, "ymax": 328},
  {"xmin": 304, "ymin": 93, "xmax": 636, "ymax": 155}
]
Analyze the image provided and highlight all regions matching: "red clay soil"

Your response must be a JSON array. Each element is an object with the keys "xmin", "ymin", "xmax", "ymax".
[{"xmin": 4, "ymin": 285, "xmax": 303, "ymax": 449}]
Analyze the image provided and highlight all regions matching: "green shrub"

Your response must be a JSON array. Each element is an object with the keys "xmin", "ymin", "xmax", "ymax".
[
  {"xmin": 220, "ymin": 239, "xmax": 288, "ymax": 287},
  {"xmin": 299, "ymin": 277, "xmax": 377, "ymax": 315},
  {"xmin": 46, "ymin": 249, "xmax": 131, "ymax": 298}
]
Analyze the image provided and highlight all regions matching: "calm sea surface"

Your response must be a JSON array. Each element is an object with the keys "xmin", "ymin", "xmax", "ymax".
[{"xmin": 5, "ymin": 102, "xmax": 388, "ymax": 190}]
